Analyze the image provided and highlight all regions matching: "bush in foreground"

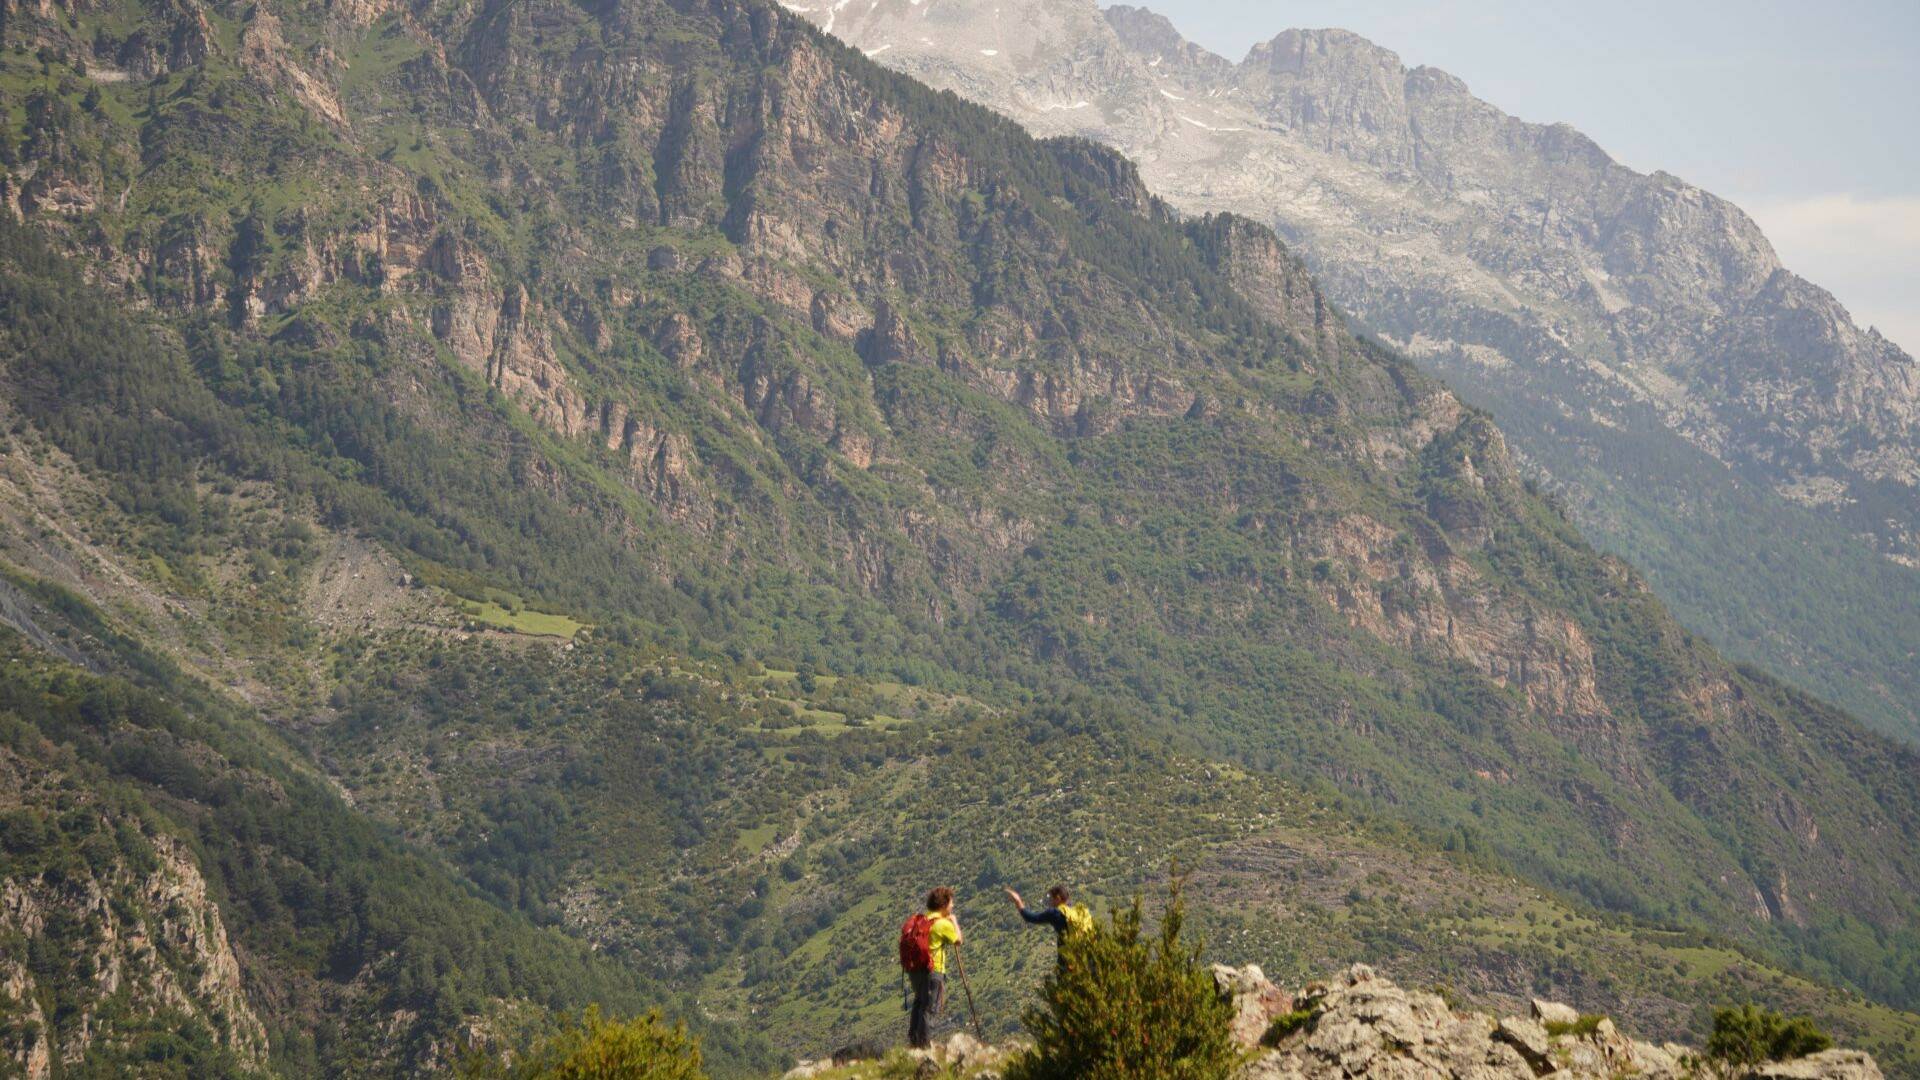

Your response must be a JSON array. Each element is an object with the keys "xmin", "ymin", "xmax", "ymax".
[
  {"xmin": 1009, "ymin": 877, "xmax": 1236, "ymax": 1080},
  {"xmin": 1705, "ymin": 1004, "xmax": 1832, "ymax": 1073}
]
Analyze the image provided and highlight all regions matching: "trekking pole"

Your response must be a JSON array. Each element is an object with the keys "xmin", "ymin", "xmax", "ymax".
[{"xmin": 951, "ymin": 943, "xmax": 986, "ymax": 1038}]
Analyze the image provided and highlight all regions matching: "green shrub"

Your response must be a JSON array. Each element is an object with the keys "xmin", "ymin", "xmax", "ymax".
[
  {"xmin": 459, "ymin": 1007, "xmax": 707, "ymax": 1080},
  {"xmin": 1705, "ymin": 1004, "xmax": 1832, "ymax": 1072},
  {"xmin": 1262, "ymin": 1008, "xmax": 1317, "ymax": 1045},
  {"xmin": 1543, "ymin": 1015, "xmax": 1605, "ymax": 1039},
  {"xmin": 1008, "ymin": 877, "xmax": 1236, "ymax": 1080}
]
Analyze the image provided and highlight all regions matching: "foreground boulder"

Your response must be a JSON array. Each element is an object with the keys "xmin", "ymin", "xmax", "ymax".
[{"xmin": 1213, "ymin": 964, "xmax": 1299, "ymax": 1048}]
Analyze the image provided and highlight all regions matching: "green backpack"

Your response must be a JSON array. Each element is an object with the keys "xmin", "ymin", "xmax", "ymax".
[{"xmin": 1059, "ymin": 903, "xmax": 1095, "ymax": 936}]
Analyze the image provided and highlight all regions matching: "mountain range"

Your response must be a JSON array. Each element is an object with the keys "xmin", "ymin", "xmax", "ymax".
[
  {"xmin": 783, "ymin": 0, "xmax": 1920, "ymax": 743},
  {"xmin": 0, "ymin": 0, "xmax": 1917, "ymax": 1075}
]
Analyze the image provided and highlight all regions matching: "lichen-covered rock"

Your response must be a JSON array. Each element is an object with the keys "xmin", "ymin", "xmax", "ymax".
[
  {"xmin": 1530, "ymin": 999, "xmax": 1581, "ymax": 1028},
  {"xmin": 0, "ymin": 831, "xmax": 269, "ymax": 1073},
  {"xmin": 1234, "ymin": 967, "xmax": 1858, "ymax": 1080},
  {"xmin": 1495, "ymin": 1015, "xmax": 1553, "ymax": 1071},
  {"xmin": 1243, "ymin": 966, "xmax": 1530, "ymax": 1079},
  {"xmin": 1212, "ymin": 963, "xmax": 1296, "ymax": 1048}
]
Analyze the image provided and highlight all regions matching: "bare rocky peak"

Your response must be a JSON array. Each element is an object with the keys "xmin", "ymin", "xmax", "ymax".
[
  {"xmin": 1236, "ymin": 29, "xmax": 1416, "ymax": 161},
  {"xmin": 1103, "ymin": 4, "xmax": 1232, "ymax": 80},
  {"xmin": 785, "ymin": 0, "xmax": 1111, "ymax": 69},
  {"xmin": 781, "ymin": 0, "xmax": 1147, "ymax": 126}
]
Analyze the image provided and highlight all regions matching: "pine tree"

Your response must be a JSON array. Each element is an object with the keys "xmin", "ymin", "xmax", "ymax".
[
  {"xmin": 1010, "ymin": 877, "xmax": 1237, "ymax": 1080},
  {"xmin": 1706, "ymin": 1004, "xmax": 1832, "ymax": 1072}
]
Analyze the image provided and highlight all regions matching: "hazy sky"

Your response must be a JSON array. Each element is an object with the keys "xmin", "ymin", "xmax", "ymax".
[{"xmin": 1110, "ymin": 0, "xmax": 1920, "ymax": 353}]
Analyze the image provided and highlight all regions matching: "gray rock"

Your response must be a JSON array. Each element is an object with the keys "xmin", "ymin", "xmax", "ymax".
[
  {"xmin": 1228, "ymin": 990, "xmax": 1272, "ymax": 1048},
  {"xmin": 1621, "ymin": 1041, "xmax": 1685, "ymax": 1080},
  {"xmin": 941, "ymin": 1032, "xmax": 984, "ymax": 1058},
  {"xmin": 831, "ymin": 1039, "xmax": 888, "ymax": 1066},
  {"xmin": 1214, "ymin": 962, "xmax": 1298, "ymax": 1048},
  {"xmin": 1754, "ymin": 1049, "xmax": 1886, "ymax": 1080},
  {"xmin": 1494, "ymin": 1016, "xmax": 1554, "ymax": 1072},
  {"xmin": 1530, "ymin": 1000, "xmax": 1580, "ymax": 1028}
]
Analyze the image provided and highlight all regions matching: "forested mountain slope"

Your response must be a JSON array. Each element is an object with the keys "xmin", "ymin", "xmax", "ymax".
[
  {"xmin": 787, "ymin": 0, "xmax": 1920, "ymax": 743},
  {"xmin": 0, "ymin": 0, "xmax": 1917, "ymax": 1074},
  {"xmin": 0, "ymin": 228, "xmax": 785, "ymax": 1077}
]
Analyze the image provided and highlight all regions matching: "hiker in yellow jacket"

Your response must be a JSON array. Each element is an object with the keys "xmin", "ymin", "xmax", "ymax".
[
  {"xmin": 1004, "ymin": 884, "xmax": 1092, "ymax": 964},
  {"xmin": 905, "ymin": 886, "xmax": 962, "ymax": 1048}
]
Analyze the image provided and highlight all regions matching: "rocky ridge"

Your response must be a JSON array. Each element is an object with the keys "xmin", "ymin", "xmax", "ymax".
[
  {"xmin": 1237, "ymin": 964, "xmax": 1880, "ymax": 1080},
  {"xmin": 785, "ymin": 965, "xmax": 1883, "ymax": 1080}
]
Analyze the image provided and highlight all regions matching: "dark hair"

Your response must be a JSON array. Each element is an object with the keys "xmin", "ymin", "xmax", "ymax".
[
  {"xmin": 926, "ymin": 886, "xmax": 954, "ymax": 912},
  {"xmin": 1047, "ymin": 885, "xmax": 1070, "ymax": 905}
]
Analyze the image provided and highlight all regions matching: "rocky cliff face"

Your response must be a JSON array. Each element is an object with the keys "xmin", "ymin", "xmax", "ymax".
[
  {"xmin": 0, "ymin": 0, "xmax": 1551, "ymax": 626},
  {"xmin": 0, "ymin": 745, "xmax": 269, "ymax": 1078},
  {"xmin": 788, "ymin": 0, "xmax": 1920, "ymax": 740}
]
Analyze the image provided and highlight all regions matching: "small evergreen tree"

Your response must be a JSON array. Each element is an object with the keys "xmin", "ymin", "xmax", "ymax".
[
  {"xmin": 1009, "ymin": 877, "xmax": 1237, "ymax": 1080},
  {"xmin": 459, "ymin": 1007, "xmax": 707, "ymax": 1080},
  {"xmin": 1705, "ymin": 1004, "xmax": 1832, "ymax": 1073}
]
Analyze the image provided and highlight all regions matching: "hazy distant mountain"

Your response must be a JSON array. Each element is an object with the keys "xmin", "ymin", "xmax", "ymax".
[{"xmin": 789, "ymin": 0, "xmax": 1920, "ymax": 740}]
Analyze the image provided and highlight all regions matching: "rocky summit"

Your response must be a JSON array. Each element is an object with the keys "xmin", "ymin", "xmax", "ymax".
[
  {"xmin": 789, "ymin": 0, "xmax": 1920, "ymax": 741},
  {"xmin": 1231, "ymin": 965, "xmax": 1852, "ymax": 1080},
  {"xmin": 784, "ymin": 964, "xmax": 1886, "ymax": 1080}
]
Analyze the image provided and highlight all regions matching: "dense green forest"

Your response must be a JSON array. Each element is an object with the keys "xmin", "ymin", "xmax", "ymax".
[
  {"xmin": 0, "ymin": 608, "xmax": 780, "ymax": 1075},
  {"xmin": 0, "ymin": 0, "xmax": 1917, "ymax": 1073}
]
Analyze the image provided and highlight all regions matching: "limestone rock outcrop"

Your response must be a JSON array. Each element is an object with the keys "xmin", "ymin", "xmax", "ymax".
[
  {"xmin": 0, "ymin": 831, "xmax": 270, "ymax": 1075},
  {"xmin": 1231, "ymin": 965, "xmax": 1877, "ymax": 1080},
  {"xmin": 785, "ymin": 965, "xmax": 1882, "ymax": 1080},
  {"xmin": 783, "ymin": 1030, "xmax": 1029, "ymax": 1080}
]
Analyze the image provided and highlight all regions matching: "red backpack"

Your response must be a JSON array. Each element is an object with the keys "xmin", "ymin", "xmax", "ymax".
[{"xmin": 898, "ymin": 913, "xmax": 933, "ymax": 973}]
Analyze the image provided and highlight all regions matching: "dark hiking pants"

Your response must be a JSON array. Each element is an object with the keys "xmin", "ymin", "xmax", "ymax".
[{"xmin": 907, "ymin": 970, "xmax": 946, "ymax": 1048}]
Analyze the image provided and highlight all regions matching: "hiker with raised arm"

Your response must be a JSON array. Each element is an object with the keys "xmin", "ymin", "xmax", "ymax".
[
  {"xmin": 1004, "ymin": 884, "xmax": 1092, "ymax": 961},
  {"xmin": 898, "ymin": 886, "xmax": 962, "ymax": 1049}
]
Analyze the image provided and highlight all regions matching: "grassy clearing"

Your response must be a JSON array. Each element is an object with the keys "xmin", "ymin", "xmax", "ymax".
[
  {"xmin": 459, "ymin": 598, "xmax": 586, "ymax": 639},
  {"xmin": 734, "ymin": 823, "xmax": 780, "ymax": 856}
]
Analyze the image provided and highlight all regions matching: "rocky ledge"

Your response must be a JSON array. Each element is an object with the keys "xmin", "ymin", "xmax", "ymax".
[
  {"xmin": 786, "ymin": 964, "xmax": 1883, "ymax": 1080},
  {"xmin": 1229, "ymin": 964, "xmax": 1881, "ymax": 1080},
  {"xmin": 784, "ymin": 1031, "xmax": 1026, "ymax": 1079}
]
